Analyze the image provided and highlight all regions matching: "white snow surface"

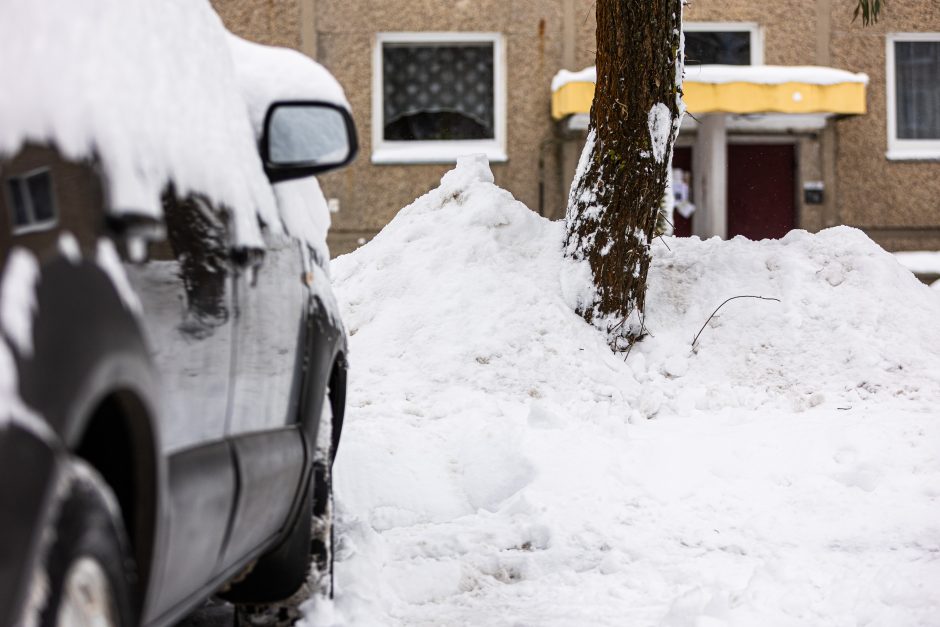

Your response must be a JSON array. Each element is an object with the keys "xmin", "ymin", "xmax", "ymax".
[
  {"xmin": 552, "ymin": 65, "xmax": 869, "ymax": 92},
  {"xmin": 551, "ymin": 66, "xmax": 599, "ymax": 92},
  {"xmin": 684, "ymin": 64, "xmax": 869, "ymax": 85},
  {"xmin": 227, "ymin": 34, "xmax": 351, "ymax": 262},
  {"xmin": 227, "ymin": 34, "xmax": 350, "ymax": 138},
  {"xmin": 648, "ymin": 103, "xmax": 672, "ymax": 163},
  {"xmin": 0, "ymin": 248, "xmax": 39, "ymax": 356},
  {"xmin": 272, "ymin": 178, "xmax": 335, "ymax": 266},
  {"xmin": 319, "ymin": 158, "xmax": 940, "ymax": 626},
  {"xmin": 96, "ymin": 239, "xmax": 142, "ymax": 315},
  {"xmin": 0, "ymin": 253, "xmax": 51, "ymax": 440}
]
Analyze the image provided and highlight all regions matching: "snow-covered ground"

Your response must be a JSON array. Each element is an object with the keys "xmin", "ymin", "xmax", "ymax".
[{"xmin": 308, "ymin": 157, "xmax": 940, "ymax": 626}]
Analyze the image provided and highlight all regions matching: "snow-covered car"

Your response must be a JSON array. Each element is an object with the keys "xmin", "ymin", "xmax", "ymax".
[{"xmin": 0, "ymin": 2, "xmax": 355, "ymax": 625}]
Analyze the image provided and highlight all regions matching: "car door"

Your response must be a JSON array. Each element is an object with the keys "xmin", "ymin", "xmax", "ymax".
[
  {"xmin": 123, "ymin": 191, "xmax": 239, "ymax": 616},
  {"xmin": 219, "ymin": 225, "xmax": 309, "ymax": 569}
]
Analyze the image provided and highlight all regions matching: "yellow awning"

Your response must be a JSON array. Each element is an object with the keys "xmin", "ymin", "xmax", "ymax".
[{"xmin": 551, "ymin": 65, "xmax": 868, "ymax": 120}]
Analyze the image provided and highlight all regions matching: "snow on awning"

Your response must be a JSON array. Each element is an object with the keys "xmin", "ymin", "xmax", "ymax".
[{"xmin": 551, "ymin": 64, "xmax": 868, "ymax": 120}]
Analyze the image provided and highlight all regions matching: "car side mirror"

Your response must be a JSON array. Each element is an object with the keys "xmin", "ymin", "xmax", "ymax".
[{"xmin": 261, "ymin": 101, "xmax": 358, "ymax": 183}]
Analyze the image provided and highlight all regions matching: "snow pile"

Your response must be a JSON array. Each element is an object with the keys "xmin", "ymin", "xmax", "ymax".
[
  {"xmin": 641, "ymin": 229, "xmax": 940, "ymax": 414},
  {"xmin": 321, "ymin": 158, "xmax": 940, "ymax": 626},
  {"xmin": 552, "ymin": 65, "xmax": 868, "ymax": 93}
]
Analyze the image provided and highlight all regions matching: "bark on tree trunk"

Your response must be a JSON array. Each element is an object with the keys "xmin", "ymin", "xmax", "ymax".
[{"xmin": 564, "ymin": 0, "xmax": 684, "ymax": 351}]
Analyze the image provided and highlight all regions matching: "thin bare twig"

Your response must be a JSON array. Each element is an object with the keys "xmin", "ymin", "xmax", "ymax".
[{"xmin": 691, "ymin": 295, "xmax": 781, "ymax": 347}]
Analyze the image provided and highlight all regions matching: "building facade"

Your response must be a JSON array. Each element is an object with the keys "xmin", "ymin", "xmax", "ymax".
[{"xmin": 212, "ymin": 0, "xmax": 940, "ymax": 255}]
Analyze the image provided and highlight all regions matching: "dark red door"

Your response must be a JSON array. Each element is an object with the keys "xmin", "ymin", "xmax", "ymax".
[
  {"xmin": 727, "ymin": 144, "xmax": 796, "ymax": 240},
  {"xmin": 672, "ymin": 147, "xmax": 693, "ymax": 237}
]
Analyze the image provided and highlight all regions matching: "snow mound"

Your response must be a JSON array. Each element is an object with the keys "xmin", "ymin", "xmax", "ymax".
[
  {"xmin": 324, "ymin": 160, "xmax": 940, "ymax": 626},
  {"xmin": 642, "ymin": 228, "xmax": 940, "ymax": 413}
]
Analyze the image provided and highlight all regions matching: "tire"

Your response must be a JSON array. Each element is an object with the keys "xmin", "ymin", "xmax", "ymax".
[
  {"xmin": 230, "ymin": 401, "xmax": 335, "ymax": 627},
  {"xmin": 310, "ymin": 461, "xmax": 334, "ymax": 601},
  {"xmin": 34, "ymin": 460, "xmax": 137, "ymax": 627}
]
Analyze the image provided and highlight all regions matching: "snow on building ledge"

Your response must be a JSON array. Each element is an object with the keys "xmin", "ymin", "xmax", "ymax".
[{"xmin": 551, "ymin": 64, "xmax": 869, "ymax": 119}]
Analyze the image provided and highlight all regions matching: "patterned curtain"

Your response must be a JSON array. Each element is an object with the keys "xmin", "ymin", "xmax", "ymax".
[{"xmin": 382, "ymin": 43, "xmax": 495, "ymax": 141}]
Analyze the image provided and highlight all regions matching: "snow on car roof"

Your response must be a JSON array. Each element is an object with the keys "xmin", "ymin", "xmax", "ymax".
[
  {"xmin": 227, "ymin": 34, "xmax": 350, "ymax": 138},
  {"xmin": 0, "ymin": 0, "xmax": 344, "ymax": 249},
  {"xmin": 226, "ymin": 34, "xmax": 352, "ymax": 264}
]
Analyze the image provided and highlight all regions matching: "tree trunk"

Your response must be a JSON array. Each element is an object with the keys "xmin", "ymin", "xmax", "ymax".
[{"xmin": 564, "ymin": 0, "xmax": 684, "ymax": 351}]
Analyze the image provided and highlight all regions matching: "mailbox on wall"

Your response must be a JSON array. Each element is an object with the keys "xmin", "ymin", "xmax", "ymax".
[{"xmin": 804, "ymin": 181, "xmax": 825, "ymax": 205}]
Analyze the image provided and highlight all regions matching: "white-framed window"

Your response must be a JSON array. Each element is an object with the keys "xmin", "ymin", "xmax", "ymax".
[
  {"xmin": 372, "ymin": 32, "xmax": 507, "ymax": 165},
  {"xmin": 886, "ymin": 33, "xmax": 940, "ymax": 160},
  {"xmin": 683, "ymin": 22, "xmax": 764, "ymax": 66},
  {"xmin": 5, "ymin": 167, "xmax": 57, "ymax": 235}
]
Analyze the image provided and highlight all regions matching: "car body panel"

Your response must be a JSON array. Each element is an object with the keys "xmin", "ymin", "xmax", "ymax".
[
  {"xmin": 124, "ymin": 193, "xmax": 236, "ymax": 454},
  {"xmin": 145, "ymin": 441, "xmax": 236, "ymax": 621},
  {"xmin": 228, "ymin": 231, "xmax": 307, "ymax": 436},
  {"xmin": 220, "ymin": 427, "xmax": 307, "ymax": 571}
]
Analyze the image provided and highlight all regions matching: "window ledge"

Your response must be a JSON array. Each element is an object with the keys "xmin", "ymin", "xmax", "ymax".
[
  {"xmin": 12, "ymin": 219, "xmax": 57, "ymax": 236},
  {"xmin": 372, "ymin": 141, "xmax": 507, "ymax": 165},
  {"xmin": 886, "ymin": 148, "xmax": 940, "ymax": 161}
]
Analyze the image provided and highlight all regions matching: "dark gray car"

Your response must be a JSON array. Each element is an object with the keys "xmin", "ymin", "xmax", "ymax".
[{"xmin": 0, "ymin": 96, "xmax": 357, "ymax": 626}]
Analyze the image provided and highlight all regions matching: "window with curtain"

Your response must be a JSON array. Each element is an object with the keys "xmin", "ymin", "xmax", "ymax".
[
  {"xmin": 894, "ymin": 41, "xmax": 940, "ymax": 141},
  {"xmin": 382, "ymin": 42, "xmax": 495, "ymax": 142}
]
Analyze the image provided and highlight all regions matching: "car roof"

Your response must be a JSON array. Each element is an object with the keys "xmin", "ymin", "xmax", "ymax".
[{"xmin": 0, "ymin": 0, "xmax": 348, "ymax": 249}]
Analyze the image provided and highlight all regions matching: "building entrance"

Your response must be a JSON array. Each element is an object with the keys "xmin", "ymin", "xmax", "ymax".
[
  {"xmin": 671, "ymin": 143, "xmax": 796, "ymax": 241},
  {"xmin": 727, "ymin": 143, "xmax": 796, "ymax": 240}
]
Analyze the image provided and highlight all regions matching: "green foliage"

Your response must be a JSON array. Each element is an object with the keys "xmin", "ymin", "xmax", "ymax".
[{"xmin": 853, "ymin": 0, "xmax": 885, "ymax": 26}]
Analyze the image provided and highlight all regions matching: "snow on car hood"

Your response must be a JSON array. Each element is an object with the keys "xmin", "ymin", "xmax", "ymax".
[{"xmin": 0, "ymin": 0, "xmax": 278, "ymax": 248}]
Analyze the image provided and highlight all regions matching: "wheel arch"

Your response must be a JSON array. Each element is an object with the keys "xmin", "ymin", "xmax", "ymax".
[
  {"xmin": 74, "ymin": 388, "xmax": 159, "ymax": 611},
  {"xmin": 16, "ymin": 256, "xmax": 165, "ymax": 618},
  {"xmin": 326, "ymin": 351, "xmax": 347, "ymax": 461},
  {"xmin": 298, "ymin": 288, "xmax": 348, "ymax": 460}
]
